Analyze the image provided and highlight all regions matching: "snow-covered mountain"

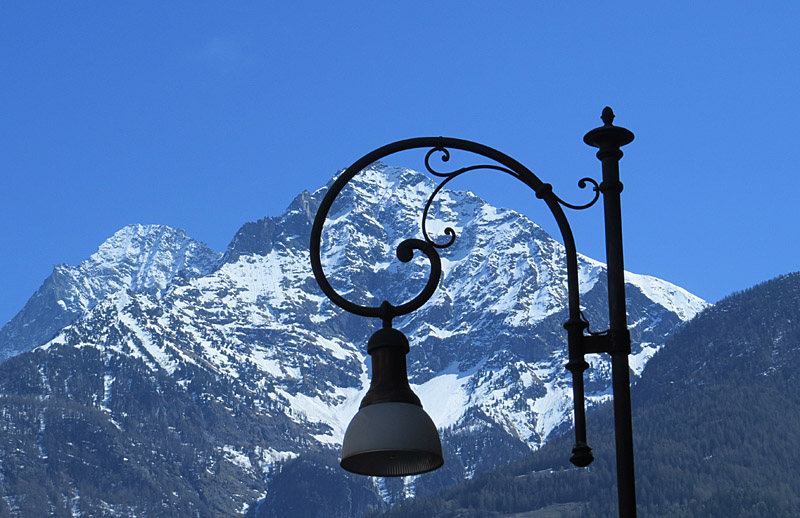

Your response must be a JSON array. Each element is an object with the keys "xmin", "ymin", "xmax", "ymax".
[
  {"xmin": 0, "ymin": 164, "xmax": 708, "ymax": 517},
  {"xmin": 0, "ymin": 224, "xmax": 221, "ymax": 362}
]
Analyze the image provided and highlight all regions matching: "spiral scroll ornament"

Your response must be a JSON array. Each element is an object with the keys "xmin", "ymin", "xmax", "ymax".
[{"xmin": 309, "ymin": 136, "xmax": 598, "ymax": 330}]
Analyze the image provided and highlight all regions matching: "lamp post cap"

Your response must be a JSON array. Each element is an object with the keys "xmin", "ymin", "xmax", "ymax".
[{"xmin": 584, "ymin": 107, "xmax": 635, "ymax": 149}]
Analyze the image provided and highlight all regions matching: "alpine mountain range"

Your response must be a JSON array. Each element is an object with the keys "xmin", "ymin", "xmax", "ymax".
[{"xmin": 0, "ymin": 164, "xmax": 708, "ymax": 517}]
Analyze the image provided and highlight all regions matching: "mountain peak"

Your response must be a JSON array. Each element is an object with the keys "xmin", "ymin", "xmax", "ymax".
[
  {"xmin": 97, "ymin": 223, "xmax": 190, "ymax": 250},
  {"xmin": 0, "ymin": 224, "xmax": 221, "ymax": 362},
  {"xmin": 0, "ymin": 165, "xmax": 717, "ymax": 516},
  {"xmin": 88, "ymin": 223, "xmax": 221, "ymax": 294}
]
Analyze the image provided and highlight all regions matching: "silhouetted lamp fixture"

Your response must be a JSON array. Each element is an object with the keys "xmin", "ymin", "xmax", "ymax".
[
  {"xmin": 310, "ymin": 108, "xmax": 638, "ymax": 517},
  {"xmin": 340, "ymin": 326, "xmax": 443, "ymax": 476}
]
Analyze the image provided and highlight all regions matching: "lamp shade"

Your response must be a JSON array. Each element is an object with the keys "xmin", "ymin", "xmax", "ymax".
[
  {"xmin": 340, "ymin": 327, "xmax": 444, "ymax": 477},
  {"xmin": 341, "ymin": 401, "xmax": 443, "ymax": 477}
]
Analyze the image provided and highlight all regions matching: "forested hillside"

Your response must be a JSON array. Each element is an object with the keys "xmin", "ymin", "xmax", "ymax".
[{"xmin": 371, "ymin": 272, "xmax": 800, "ymax": 517}]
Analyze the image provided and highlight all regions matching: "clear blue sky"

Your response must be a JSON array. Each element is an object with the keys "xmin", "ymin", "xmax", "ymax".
[{"xmin": 2, "ymin": 2, "xmax": 799, "ymax": 325}]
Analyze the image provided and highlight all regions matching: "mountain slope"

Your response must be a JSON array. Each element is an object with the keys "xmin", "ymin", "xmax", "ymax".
[
  {"xmin": 372, "ymin": 272, "xmax": 800, "ymax": 517},
  {"xmin": 0, "ymin": 165, "xmax": 707, "ymax": 517}
]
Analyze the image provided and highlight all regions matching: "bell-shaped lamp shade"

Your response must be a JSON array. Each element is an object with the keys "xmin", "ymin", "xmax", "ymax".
[
  {"xmin": 340, "ymin": 327, "xmax": 443, "ymax": 477},
  {"xmin": 341, "ymin": 402, "xmax": 443, "ymax": 477}
]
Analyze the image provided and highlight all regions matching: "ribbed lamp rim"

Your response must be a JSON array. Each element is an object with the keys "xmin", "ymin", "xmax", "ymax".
[{"xmin": 341, "ymin": 449, "xmax": 444, "ymax": 477}]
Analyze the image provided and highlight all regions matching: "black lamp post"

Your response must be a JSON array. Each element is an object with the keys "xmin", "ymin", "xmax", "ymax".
[{"xmin": 310, "ymin": 108, "xmax": 637, "ymax": 517}]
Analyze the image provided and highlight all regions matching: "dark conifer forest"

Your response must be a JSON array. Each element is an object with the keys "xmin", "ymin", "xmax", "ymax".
[{"xmin": 370, "ymin": 273, "xmax": 800, "ymax": 517}]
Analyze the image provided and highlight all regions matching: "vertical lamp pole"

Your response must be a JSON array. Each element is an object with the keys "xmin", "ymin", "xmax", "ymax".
[
  {"xmin": 310, "ymin": 108, "xmax": 637, "ymax": 517},
  {"xmin": 585, "ymin": 108, "xmax": 636, "ymax": 517}
]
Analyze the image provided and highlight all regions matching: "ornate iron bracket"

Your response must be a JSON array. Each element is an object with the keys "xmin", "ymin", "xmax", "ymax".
[
  {"xmin": 310, "ymin": 135, "xmax": 603, "ymax": 462},
  {"xmin": 310, "ymin": 109, "xmax": 636, "ymax": 482}
]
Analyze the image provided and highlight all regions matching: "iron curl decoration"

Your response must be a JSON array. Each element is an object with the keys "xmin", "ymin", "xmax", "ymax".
[
  {"xmin": 554, "ymin": 177, "xmax": 602, "ymax": 211},
  {"xmin": 421, "ymin": 146, "xmax": 526, "ymax": 249},
  {"xmin": 310, "ymin": 213, "xmax": 442, "ymax": 327},
  {"xmin": 309, "ymin": 136, "xmax": 589, "ymax": 329}
]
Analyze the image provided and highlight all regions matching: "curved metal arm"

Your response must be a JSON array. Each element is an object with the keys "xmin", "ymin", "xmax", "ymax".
[
  {"xmin": 309, "ymin": 136, "xmax": 598, "ymax": 460},
  {"xmin": 310, "ymin": 137, "xmax": 592, "ymax": 327},
  {"xmin": 312, "ymin": 109, "xmax": 638, "ymax": 513}
]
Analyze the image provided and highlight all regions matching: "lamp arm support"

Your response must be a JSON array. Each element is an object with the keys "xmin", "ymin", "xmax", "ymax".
[
  {"xmin": 311, "ymin": 108, "xmax": 636, "ymax": 516},
  {"xmin": 310, "ymin": 136, "xmax": 598, "ymax": 461}
]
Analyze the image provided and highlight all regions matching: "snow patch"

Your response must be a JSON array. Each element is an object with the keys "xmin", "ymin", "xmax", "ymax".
[
  {"xmin": 625, "ymin": 271, "xmax": 709, "ymax": 321},
  {"xmin": 414, "ymin": 363, "xmax": 473, "ymax": 430},
  {"xmin": 630, "ymin": 342, "xmax": 660, "ymax": 377},
  {"xmin": 222, "ymin": 445, "xmax": 253, "ymax": 471}
]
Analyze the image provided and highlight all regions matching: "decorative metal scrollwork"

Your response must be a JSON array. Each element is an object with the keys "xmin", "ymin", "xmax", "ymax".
[
  {"xmin": 555, "ymin": 177, "xmax": 602, "ymax": 210},
  {"xmin": 309, "ymin": 136, "xmax": 594, "ymax": 330},
  {"xmin": 420, "ymin": 146, "xmax": 522, "ymax": 250},
  {"xmin": 311, "ymin": 109, "xmax": 638, "ymax": 495}
]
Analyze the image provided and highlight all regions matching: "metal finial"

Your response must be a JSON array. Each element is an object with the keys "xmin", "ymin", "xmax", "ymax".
[{"xmin": 601, "ymin": 107, "xmax": 615, "ymax": 126}]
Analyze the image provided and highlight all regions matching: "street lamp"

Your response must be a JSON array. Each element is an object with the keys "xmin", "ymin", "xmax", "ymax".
[{"xmin": 310, "ymin": 108, "xmax": 637, "ymax": 517}]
